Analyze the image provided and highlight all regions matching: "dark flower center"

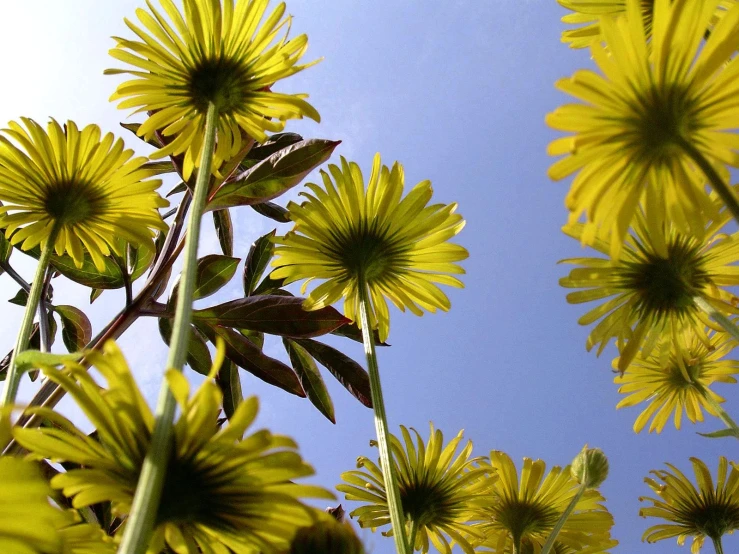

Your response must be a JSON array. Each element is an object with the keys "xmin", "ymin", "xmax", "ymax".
[
  {"xmin": 188, "ymin": 57, "xmax": 251, "ymax": 114},
  {"xmin": 400, "ymin": 478, "xmax": 455, "ymax": 527},
  {"xmin": 335, "ymin": 223, "xmax": 407, "ymax": 283},
  {"xmin": 157, "ymin": 455, "xmax": 221, "ymax": 527},
  {"xmin": 44, "ymin": 181, "xmax": 106, "ymax": 225},
  {"xmin": 495, "ymin": 499, "xmax": 559, "ymax": 543},
  {"xmin": 687, "ymin": 499, "xmax": 739, "ymax": 541},
  {"xmin": 666, "ymin": 352, "xmax": 705, "ymax": 390},
  {"xmin": 622, "ymin": 236, "xmax": 709, "ymax": 320}
]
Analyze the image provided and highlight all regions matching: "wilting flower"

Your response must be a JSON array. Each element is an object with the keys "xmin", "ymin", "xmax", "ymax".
[
  {"xmin": 0, "ymin": 118, "xmax": 167, "ymax": 269},
  {"xmin": 641, "ymin": 457, "xmax": 739, "ymax": 553},
  {"xmin": 547, "ymin": 0, "xmax": 739, "ymax": 255},
  {"xmin": 559, "ymin": 209, "xmax": 739, "ymax": 371},
  {"xmin": 337, "ymin": 424, "xmax": 492, "ymax": 554},
  {"xmin": 0, "ymin": 456, "xmax": 115, "ymax": 554},
  {"xmin": 14, "ymin": 341, "xmax": 331, "ymax": 554},
  {"xmin": 107, "ymin": 0, "xmax": 319, "ymax": 180},
  {"xmin": 557, "ymin": 0, "xmax": 735, "ymax": 48},
  {"xmin": 476, "ymin": 451, "xmax": 616, "ymax": 553},
  {"xmin": 271, "ymin": 154, "xmax": 467, "ymax": 341},
  {"xmin": 614, "ymin": 328, "xmax": 739, "ymax": 433}
]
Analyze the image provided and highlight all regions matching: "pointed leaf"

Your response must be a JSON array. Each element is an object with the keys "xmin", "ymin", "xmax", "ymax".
[
  {"xmin": 128, "ymin": 243, "xmax": 156, "ymax": 281},
  {"xmin": 192, "ymin": 295, "xmax": 350, "ymax": 338},
  {"xmin": 167, "ymin": 182, "xmax": 188, "ymax": 197},
  {"xmin": 250, "ymin": 201, "xmax": 291, "ymax": 223},
  {"xmin": 8, "ymin": 288, "xmax": 29, "ymax": 307},
  {"xmin": 0, "ymin": 231, "xmax": 11, "ymax": 275},
  {"xmin": 158, "ymin": 318, "xmax": 212, "ymax": 376},
  {"xmin": 330, "ymin": 321, "xmax": 389, "ymax": 346},
  {"xmin": 243, "ymin": 231, "xmax": 275, "ymax": 296},
  {"xmin": 206, "ymin": 139, "xmax": 341, "ymax": 211},
  {"xmin": 196, "ymin": 323, "xmax": 303, "ymax": 396},
  {"xmin": 213, "ymin": 209, "xmax": 234, "ymax": 257},
  {"xmin": 90, "ymin": 289, "xmax": 103, "ymax": 304},
  {"xmin": 216, "ymin": 360, "xmax": 243, "ymax": 420},
  {"xmin": 238, "ymin": 132, "xmax": 304, "ymax": 170},
  {"xmin": 284, "ymin": 339, "xmax": 335, "ymax": 422},
  {"xmin": 54, "ymin": 305, "xmax": 92, "ymax": 353},
  {"xmin": 252, "ymin": 275, "xmax": 286, "ymax": 296},
  {"xmin": 190, "ymin": 255, "xmax": 240, "ymax": 300},
  {"xmin": 120, "ymin": 122, "xmax": 164, "ymax": 148},
  {"xmin": 697, "ymin": 428, "xmax": 739, "ymax": 439},
  {"xmin": 142, "ymin": 160, "xmax": 175, "ymax": 175},
  {"xmin": 239, "ymin": 329, "xmax": 264, "ymax": 350},
  {"xmin": 14, "ymin": 350, "xmax": 82, "ymax": 374},
  {"xmin": 295, "ymin": 338, "xmax": 372, "ymax": 408}
]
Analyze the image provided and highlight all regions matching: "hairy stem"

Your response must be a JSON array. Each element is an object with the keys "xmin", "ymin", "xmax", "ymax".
[
  {"xmin": 0, "ymin": 224, "xmax": 60, "ymax": 407},
  {"xmin": 357, "ymin": 278, "xmax": 409, "ymax": 554},
  {"xmin": 118, "ymin": 102, "xmax": 218, "ymax": 554}
]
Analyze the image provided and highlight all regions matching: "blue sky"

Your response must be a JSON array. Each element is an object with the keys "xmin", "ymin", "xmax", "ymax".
[{"xmin": 0, "ymin": 1, "xmax": 736, "ymax": 553}]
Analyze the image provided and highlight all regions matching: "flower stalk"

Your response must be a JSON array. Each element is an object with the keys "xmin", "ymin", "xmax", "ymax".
[
  {"xmin": 713, "ymin": 536, "xmax": 725, "ymax": 554},
  {"xmin": 357, "ymin": 277, "xmax": 410, "ymax": 554},
  {"xmin": 540, "ymin": 484, "xmax": 587, "ymax": 554},
  {"xmin": 0, "ymin": 223, "xmax": 60, "ymax": 407},
  {"xmin": 117, "ymin": 101, "xmax": 219, "ymax": 554}
]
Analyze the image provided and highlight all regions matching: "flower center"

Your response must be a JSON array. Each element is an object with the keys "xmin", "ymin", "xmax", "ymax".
[
  {"xmin": 666, "ymin": 353, "xmax": 704, "ymax": 390},
  {"xmin": 337, "ymin": 224, "xmax": 406, "ymax": 283},
  {"xmin": 188, "ymin": 57, "xmax": 251, "ymax": 114},
  {"xmin": 157, "ymin": 455, "xmax": 220, "ymax": 526},
  {"xmin": 495, "ymin": 499, "xmax": 559, "ymax": 543},
  {"xmin": 44, "ymin": 181, "xmax": 105, "ymax": 225},
  {"xmin": 689, "ymin": 500, "xmax": 739, "ymax": 541},
  {"xmin": 400, "ymin": 479, "xmax": 454, "ymax": 527},
  {"xmin": 622, "ymin": 237, "xmax": 709, "ymax": 320}
]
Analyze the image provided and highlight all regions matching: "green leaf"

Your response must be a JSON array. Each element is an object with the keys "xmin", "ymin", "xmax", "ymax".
[
  {"xmin": 128, "ymin": 242, "xmax": 156, "ymax": 282},
  {"xmin": 167, "ymin": 182, "xmax": 188, "ymax": 197},
  {"xmin": 192, "ymin": 295, "xmax": 350, "ymax": 338},
  {"xmin": 0, "ymin": 321, "xmax": 56, "ymax": 382},
  {"xmin": 0, "ymin": 231, "xmax": 11, "ymax": 275},
  {"xmin": 142, "ymin": 160, "xmax": 175, "ymax": 175},
  {"xmin": 252, "ymin": 275, "xmax": 286, "ymax": 296},
  {"xmin": 20, "ymin": 245, "xmax": 129, "ymax": 289},
  {"xmin": 250, "ymin": 201, "xmax": 291, "ymax": 223},
  {"xmin": 295, "ymin": 338, "xmax": 372, "ymax": 408},
  {"xmin": 284, "ymin": 339, "xmax": 335, "ymax": 423},
  {"xmin": 213, "ymin": 209, "xmax": 234, "ymax": 257},
  {"xmin": 206, "ymin": 139, "xmax": 341, "ymax": 211},
  {"xmin": 216, "ymin": 360, "xmax": 242, "ymax": 420},
  {"xmin": 238, "ymin": 132, "xmax": 304, "ymax": 170},
  {"xmin": 191, "ymin": 254, "xmax": 240, "ymax": 300},
  {"xmin": 120, "ymin": 122, "xmax": 164, "ymax": 148},
  {"xmin": 15, "ymin": 350, "xmax": 82, "ymax": 374},
  {"xmin": 243, "ymin": 231, "xmax": 275, "ymax": 296},
  {"xmin": 8, "ymin": 288, "xmax": 29, "ymax": 307},
  {"xmin": 330, "ymin": 321, "xmax": 389, "ymax": 346},
  {"xmin": 697, "ymin": 428, "xmax": 739, "ymax": 439},
  {"xmin": 90, "ymin": 289, "xmax": 103, "ymax": 304},
  {"xmin": 54, "ymin": 305, "xmax": 92, "ymax": 352},
  {"xmin": 158, "ymin": 318, "xmax": 212, "ymax": 376},
  {"xmin": 238, "ymin": 329, "xmax": 264, "ymax": 350},
  {"xmin": 196, "ymin": 323, "xmax": 303, "ymax": 396}
]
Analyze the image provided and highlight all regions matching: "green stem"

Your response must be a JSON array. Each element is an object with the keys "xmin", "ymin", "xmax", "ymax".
[
  {"xmin": 408, "ymin": 519, "xmax": 418, "ymax": 552},
  {"xmin": 0, "ymin": 224, "xmax": 60, "ymax": 407},
  {"xmin": 713, "ymin": 536, "xmax": 725, "ymax": 554},
  {"xmin": 512, "ymin": 536, "xmax": 521, "ymax": 554},
  {"xmin": 675, "ymin": 135, "xmax": 739, "ymax": 226},
  {"xmin": 703, "ymin": 391, "xmax": 739, "ymax": 439},
  {"xmin": 117, "ymin": 102, "xmax": 218, "ymax": 554},
  {"xmin": 357, "ymin": 278, "xmax": 409, "ymax": 554},
  {"xmin": 540, "ymin": 484, "xmax": 587, "ymax": 554}
]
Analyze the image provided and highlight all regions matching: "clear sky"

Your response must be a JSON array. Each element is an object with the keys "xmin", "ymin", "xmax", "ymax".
[{"xmin": 0, "ymin": 2, "xmax": 736, "ymax": 553}]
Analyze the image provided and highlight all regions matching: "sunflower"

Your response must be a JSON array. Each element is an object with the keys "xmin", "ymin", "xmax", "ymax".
[
  {"xmin": 0, "ymin": 456, "xmax": 115, "ymax": 554},
  {"xmin": 337, "ymin": 425, "xmax": 493, "ymax": 554},
  {"xmin": 13, "ymin": 341, "xmax": 332, "ymax": 554},
  {"xmin": 559, "ymin": 208, "xmax": 739, "ymax": 371},
  {"xmin": 614, "ymin": 328, "xmax": 739, "ymax": 433},
  {"xmin": 0, "ymin": 118, "xmax": 167, "ymax": 270},
  {"xmin": 557, "ymin": 0, "xmax": 735, "ymax": 49},
  {"xmin": 641, "ymin": 457, "xmax": 739, "ymax": 553},
  {"xmin": 271, "ymin": 154, "xmax": 468, "ymax": 342},
  {"xmin": 547, "ymin": 0, "xmax": 739, "ymax": 256},
  {"xmin": 476, "ymin": 452, "xmax": 617, "ymax": 554},
  {"xmin": 107, "ymin": 0, "xmax": 319, "ymax": 181}
]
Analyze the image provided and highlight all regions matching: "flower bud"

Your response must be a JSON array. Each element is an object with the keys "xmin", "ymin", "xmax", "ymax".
[
  {"xmin": 571, "ymin": 445, "xmax": 609, "ymax": 489},
  {"xmin": 288, "ymin": 519, "xmax": 365, "ymax": 554}
]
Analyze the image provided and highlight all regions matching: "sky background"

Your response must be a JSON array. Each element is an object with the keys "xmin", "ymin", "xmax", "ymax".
[{"xmin": 0, "ymin": 2, "xmax": 736, "ymax": 553}]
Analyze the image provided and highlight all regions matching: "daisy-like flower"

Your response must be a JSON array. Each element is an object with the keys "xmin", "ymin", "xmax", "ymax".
[
  {"xmin": 0, "ymin": 118, "xmax": 167, "ymax": 270},
  {"xmin": 271, "ymin": 154, "xmax": 468, "ymax": 341},
  {"xmin": 614, "ymin": 328, "xmax": 739, "ymax": 433},
  {"xmin": 476, "ymin": 451, "xmax": 617, "ymax": 554},
  {"xmin": 337, "ymin": 425, "xmax": 493, "ymax": 554},
  {"xmin": 547, "ymin": 0, "xmax": 739, "ymax": 256},
  {"xmin": 559, "ymin": 208, "xmax": 739, "ymax": 371},
  {"xmin": 557, "ymin": 0, "xmax": 735, "ymax": 49},
  {"xmin": 641, "ymin": 457, "xmax": 739, "ymax": 553},
  {"xmin": 13, "ymin": 341, "xmax": 332, "ymax": 554},
  {"xmin": 107, "ymin": 0, "xmax": 320, "ymax": 180},
  {"xmin": 287, "ymin": 518, "xmax": 366, "ymax": 554}
]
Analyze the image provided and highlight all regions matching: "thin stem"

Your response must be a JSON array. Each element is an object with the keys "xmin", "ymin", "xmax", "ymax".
[
  {"xmin": 540, "ymin": 484, "xmax": 587, "ymax": 554},
  {"xmin": 118, "ymin": 102, "xmax": 219, "ymax": 554},
  {"xmin": 694, "ymin": 296, "xmax": 739, "ymax": 343},
  {"xmin": 38, "ymin": 268, "xmax": 54, "ymax": 352},
  {"xmin": 0, "ymin": 260, "xmax": 31, "ymax": 292},
  {"xmin": 713, "ymin": 536, "xmax": 725, "ymax": 554},
  {"xmin": 512, "ymin": 536, "xmax": 521, "ymax": 554},
  {"xmin": 357, "ymin": 278, "xmax": 409, "ymax": 554},
  {"xmin": 675, "ymin": 135, "xmax": 739, "ymax": 226},
  {"xmin": 0, "ymin": 224, "xmax": 60, "ymax": 407},
  {"xmin": 408, "ymin": 519, "xmax": 418, "ymax": 552}
]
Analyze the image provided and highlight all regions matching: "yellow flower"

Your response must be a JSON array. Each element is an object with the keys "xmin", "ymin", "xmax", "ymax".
[
  {"xmin": 271, "ymin": 154, "xmax": 467, "ymax": 342},
  {"xmin": 476, "ymin": 451, "xmax": 617, "ymax": 554},
  {"xmin": 547, "ymin": 0, "xmax": 739, "ymax": 256},
  {"xmin": 557, "ymin": 0, "xmax": 735, "ymax": 49},
  {"xmin": 0, "ymin": 456, "xmax": 115, "ymax": 554},
  {"xmin": 107, "ymin": 0, "xmax": 319, "ymax": 180},
  {"xmin": 337, "ymin": 425, "xmax": 492, "ymax": 554},
  {"xmin": 0, "ymin": 118, "xmax": 167, "ymax": 270},
  {"xmin": 559, "ymin": 209, "xmax": 739, "ymax": 371},
  {"xmin": 287, "ymin": 517, "xmax": 366, "ymax": 554},
  {"xmin": 14, "ymin": 341, "xmax": 332, "ymax": 554},
  {"xmin": 614, "ymin": 328, "xmax": 739, "ymax": 433},
  {"xmin": 641, "ymin": 457, "xmax": 739, "ymax": 553}
]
